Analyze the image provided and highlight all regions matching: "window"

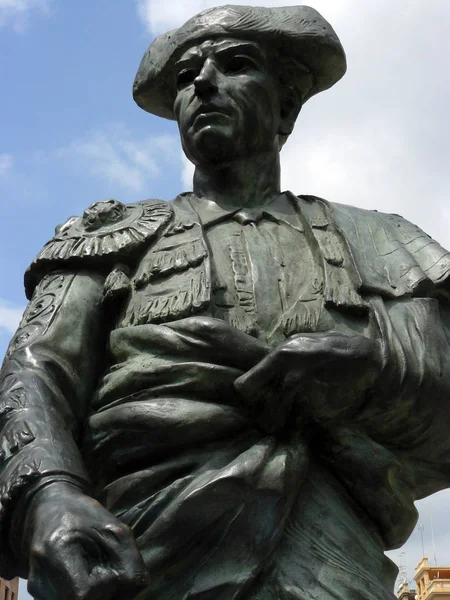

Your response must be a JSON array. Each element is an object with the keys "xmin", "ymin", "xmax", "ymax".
[
  {"xmin": 11, "ymin": 593, "xmax": 14, "ymax": 600},
  {"xmin": 4, "ymin": 586, "xmax": 8, "ymax": 600}
]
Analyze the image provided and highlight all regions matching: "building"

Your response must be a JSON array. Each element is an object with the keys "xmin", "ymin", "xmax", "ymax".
[
  {"xmin": 397, "ymin": 581, "xmax": 416, "ymax": 600},
  {"xmin": 415, "ymin": 557, "xmax": 450, "ymax": 600},
  {"xmin": 0, "ymin": 577, "xmax": 19, "ymax": 600}
]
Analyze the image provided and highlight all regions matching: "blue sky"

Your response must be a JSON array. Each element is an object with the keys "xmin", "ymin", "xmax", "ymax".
[
  {"xmin": 1, "ymin": 1, "xmax": 450, "ymax": 598},
  {"xmin": 0, "ymin": 0, "xmax": 186, "ymax": 357}
]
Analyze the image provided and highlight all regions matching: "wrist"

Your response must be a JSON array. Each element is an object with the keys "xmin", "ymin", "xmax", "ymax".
[{"xmin": 27, "ymin": 475, "xmax": 89, "ymax": 501}]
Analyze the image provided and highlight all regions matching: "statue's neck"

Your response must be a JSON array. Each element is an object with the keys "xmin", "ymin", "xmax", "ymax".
[{"xmin": 192, "ymin": 150, "xmax": 281, "ymax": 209}]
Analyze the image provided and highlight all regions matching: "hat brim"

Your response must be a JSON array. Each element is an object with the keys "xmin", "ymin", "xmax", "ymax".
[{"xmin": 133, "ymin": 4, "xmax": 346, "ymax": 120}]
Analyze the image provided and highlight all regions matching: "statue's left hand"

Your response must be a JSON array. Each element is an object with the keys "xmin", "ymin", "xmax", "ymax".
[{"xmin": 234, "ymin": 332, "xmax": 380, "ymax": 433}]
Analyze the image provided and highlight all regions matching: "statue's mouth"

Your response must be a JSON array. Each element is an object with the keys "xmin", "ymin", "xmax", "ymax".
[{"xmin": 191, "ymin": 103, "xmax": 230, "ymax": 123}]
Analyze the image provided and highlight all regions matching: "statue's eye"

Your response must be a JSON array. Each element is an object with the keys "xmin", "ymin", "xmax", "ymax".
[
  {"xmin": 176, "ymin": 69, "xmax": 198, "ymax": 90},
  {"xmin": 224, "ymin": 55, "xmax": 256, "ymax": 74}
]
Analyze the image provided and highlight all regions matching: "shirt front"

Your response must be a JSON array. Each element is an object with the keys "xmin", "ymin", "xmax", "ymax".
[{"xmin": 190, "ymin": 193, "xmax": 328, "ymax": 346}]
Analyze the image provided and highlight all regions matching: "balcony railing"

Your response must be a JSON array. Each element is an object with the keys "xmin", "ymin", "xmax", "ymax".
[{"xmin": 425, "ymin": 580, "xmax": 450, "ymax": 599}]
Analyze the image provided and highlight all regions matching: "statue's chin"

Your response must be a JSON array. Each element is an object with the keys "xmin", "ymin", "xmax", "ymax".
[{"xmin": 184, "ymin": 125, "xmax": 239, "ymax": 167}]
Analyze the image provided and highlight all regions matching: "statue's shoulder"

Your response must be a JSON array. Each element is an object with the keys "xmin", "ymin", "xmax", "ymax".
[
  {"xmin": 298, "ymin": 194, "xmax": 421, "ymax": 233},
  {"xmin": 298, "ymin": 194, "xmax": 450, "ymax": 296},
  {"xmin": 327, "ymin": 198, "xmax": 442, "ymax": 255},
  {"xmin": 24, "ymin": 198, "xmax": 173, "ymax": 298},
  {"xmin": 323, "ymin": 197, "xmax": 424, "ymax": 235}
]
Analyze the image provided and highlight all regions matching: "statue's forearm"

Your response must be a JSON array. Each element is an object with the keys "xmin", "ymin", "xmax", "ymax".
[{"xmin": 0, "ymin": 269, "xmax": 106, "ymax": 577}]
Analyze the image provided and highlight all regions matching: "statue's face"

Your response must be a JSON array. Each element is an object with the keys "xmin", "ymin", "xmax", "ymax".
[{"xmin": 173, "ymin": 38, "xmax": 282, "ymax": 166}]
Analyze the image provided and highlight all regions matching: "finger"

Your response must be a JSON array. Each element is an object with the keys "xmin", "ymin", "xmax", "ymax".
[
  {"xmin": 83, "ymin": 560, "xmax": 149, "ymax": 600},
  {"xmin": 234, "ymin": 335, "xmax": 335, "ymax": 400},
  {"xmin": 167, "ymin": 316, "xmax": 270, "ymax": 369},
  {"xmin": 89, "ymin": 525, "xmax": 150, "ymax": 589},
  {"xmin": 28, "ymin": 552, "xmax": 83, "ymax": 600},
  {"xmin": 29, "ymin": 532, "xmax": 115, "ymax": 600},
  {"xmin": 30, "ymin": 559, "xmax": 147, "ymax": 600},
  {"xmin": 282, "ymin": 333, "xmax": 375, "ymax": 362},
  {"xmin": 85, "ymin": 567, "xmax": 138, "ymax": 600},
  {"xmin": 29, "ymin": 550, "xmax": 130, "ymax": 600}
]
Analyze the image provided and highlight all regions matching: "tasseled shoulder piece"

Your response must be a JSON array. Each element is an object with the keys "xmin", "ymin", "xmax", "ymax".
[{"xmin": 24, "ymin": 199, "xmax": 173, "ymax": 299}]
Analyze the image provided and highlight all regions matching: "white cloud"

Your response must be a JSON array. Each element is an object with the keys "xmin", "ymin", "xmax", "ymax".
[
  {"xmin": 0, "ymin": 0, "xmax": 50, "ymax": 32},
  {"xmin": 181, "ymin": 153, "xmax": 194, "ymax": 190},
  {"xmin": 281, "ymin": 113, "xmax": 420, "ymax": 213},
  {"xmin": 136, "ymin": 0, "xmax": 206, "ymax": 34},
  {"xmin": 0, "ymin": 299, "xmax": 24, "ymax": 334},
  {"xmin": 386, "ymin": 490, "xmax": 450, "ymax": 589},
  {"xmin": 54, "ymin": 123, "xmax": 180, "ymax": 193},
  {"xmin": 0, "ymin": 153, "xmax": 13, "ymax": 178}
]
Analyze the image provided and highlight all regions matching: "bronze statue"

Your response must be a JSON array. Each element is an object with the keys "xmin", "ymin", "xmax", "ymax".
[{"xmin": 2, "ymin": 5, "xmax": 450, "ymax": 600}]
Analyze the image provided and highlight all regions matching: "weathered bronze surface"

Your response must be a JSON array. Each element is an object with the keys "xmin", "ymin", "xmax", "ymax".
[{"xmin": 2, "ymin": 5, "xmax": 450, "ymax": 600}]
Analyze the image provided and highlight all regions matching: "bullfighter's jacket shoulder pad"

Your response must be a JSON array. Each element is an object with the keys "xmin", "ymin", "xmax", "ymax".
[{"xmin": 24, "ymin": 199, "xmax": 173, "ymax": 298}]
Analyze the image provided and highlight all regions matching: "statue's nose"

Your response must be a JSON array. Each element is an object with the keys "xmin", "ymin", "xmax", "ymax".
[{"xmin": 194, "ymin": 61, "xmax": 218, "ymax": 95}]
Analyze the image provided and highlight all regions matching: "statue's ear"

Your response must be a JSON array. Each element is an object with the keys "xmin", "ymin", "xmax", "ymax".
[{"xmin": 279, "ymin": 87, "xmax": 301, "ymax": 137}]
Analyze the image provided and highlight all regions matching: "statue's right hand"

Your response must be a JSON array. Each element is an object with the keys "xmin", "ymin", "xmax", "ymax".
[{"xmin": 26, "ymin": 481, "xmax": 150, "ymax": 600}]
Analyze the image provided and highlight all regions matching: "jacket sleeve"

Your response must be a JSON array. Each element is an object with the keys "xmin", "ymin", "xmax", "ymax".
[
  {"xmin": 0, "ymin": 268, "xmax": 107, "ymax": 578},
  {"xmin": 316, "ymin": 294, "xmax": 450, "ymax": 550}
]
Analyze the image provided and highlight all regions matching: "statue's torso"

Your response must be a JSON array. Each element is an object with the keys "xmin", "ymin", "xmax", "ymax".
[
  {"xmin": 20, "ymin": 192, "xmax": 450, "ymax": 600},
  {"xmin": 82, "ymin": 194, "xmax": 398, "ymax": 600}
]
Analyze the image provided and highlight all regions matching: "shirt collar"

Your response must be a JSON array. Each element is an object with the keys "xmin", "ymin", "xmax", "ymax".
[{"xmin": 188, "ymin": 192, "xmax": 304, "ymax": 231}]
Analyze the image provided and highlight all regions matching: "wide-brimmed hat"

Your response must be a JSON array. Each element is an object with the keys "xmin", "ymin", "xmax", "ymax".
[{"xmin": 133, "ymin": 4, "xmax": 346, "ymax": 120}]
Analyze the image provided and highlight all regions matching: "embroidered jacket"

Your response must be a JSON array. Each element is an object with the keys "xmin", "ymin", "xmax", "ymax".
[{"xmin": 1, "ymin": 192, "xmax": 450, "ymax": 590}]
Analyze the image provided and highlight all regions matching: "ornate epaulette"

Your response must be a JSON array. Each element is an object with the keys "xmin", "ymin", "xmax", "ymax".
[{"xmin": 24, "ymin": 199, "xmax": 173, "ymax": 299}]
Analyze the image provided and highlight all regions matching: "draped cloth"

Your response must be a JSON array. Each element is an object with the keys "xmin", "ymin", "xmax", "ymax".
[
  {"xmin": 86, "ymin": 318, "xmax": 309, "ymax": 600},
  {"xmin": 83, "ymin": 290, "xmax": 450, "ymax": 599}
]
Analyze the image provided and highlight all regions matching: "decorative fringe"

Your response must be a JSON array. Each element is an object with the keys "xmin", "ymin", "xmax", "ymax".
[
  {"xmin": 323, "ymin": 264, "xmax": 366, "ymax": 310},
  {"xmin": 121, "ymin": 199, "xmax": 212, "ymax": 327},
  {"xmin": 35, "ymin": 202, "xmax": 172, "ymax": 262},
  {"xmin": 130, "ymin": 268, "xmax": 210, "ymax": 325},
  {"xmin": 25, "ymin": 200, "xmax": 173, "ymax": 298},
  {"xmin": 222, "ymin": 232, "xmax": 258, "ymax": 335},
  {"xmin": 135, "ymin": 239, "xmax": 207, "ymax": 288},
  {"xmin": 228, "ymin": 309, "xmax": 259, "ymax": 336},
  {"xmin": 298, "ymin": 194, "xmax": 366, "ymax": 313},
  {"xmin": 312, "ymin": 229, "xmax": 344, "ymax": 267},
  {"xmin": 281, "ymin": 298, "xmax": 323, "ymax": 337}
]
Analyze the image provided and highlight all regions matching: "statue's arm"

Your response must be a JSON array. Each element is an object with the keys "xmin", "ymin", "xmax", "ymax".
[
  {"xmin": 366, "ymin": 294, "xmax": 450, "ymax": 495},
  {"xmin": 0, "ymin": 269, "xmax": 106, "ymax": 577},
  {"xmin": 0, "ymin": 269, "xmax": 149, "ymax": 599}
]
